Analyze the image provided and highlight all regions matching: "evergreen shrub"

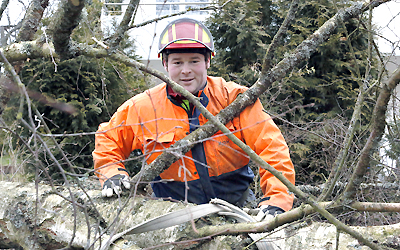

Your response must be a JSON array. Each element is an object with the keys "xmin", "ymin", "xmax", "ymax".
[{"xmin": 4, "ymin": 56, "xmax": 147, "ymax": 182}]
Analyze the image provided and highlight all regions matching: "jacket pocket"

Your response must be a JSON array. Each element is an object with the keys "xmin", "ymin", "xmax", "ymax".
[
  {"xmin": 137, "ymin": 132, "xmax": 176, "ymax": 152},
  {"xmin": 140, "ymin": 132, "xmax": 175, "ymax": 144},
  {"xmin": 136, "ymin": 131, "xmax": 176, "ymax": 163}
]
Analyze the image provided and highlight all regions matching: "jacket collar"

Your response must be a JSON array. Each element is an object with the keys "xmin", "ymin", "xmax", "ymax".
[
  {"xmin": 166, "ymin": 82, "xmax": 209, "ymax": 107},
  {"xmin": 166, "ymin": 82, "xmax": 206, "ymax": 98}
]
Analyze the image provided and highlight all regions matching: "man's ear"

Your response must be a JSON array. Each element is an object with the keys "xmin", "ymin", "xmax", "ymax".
[
  {"xmin": 206, "ymin": 58, "xmax": 210, "ymax": 69},
  {"xmin": 163, "ymin": 60, "xmax": 168, "ymax": 72}
]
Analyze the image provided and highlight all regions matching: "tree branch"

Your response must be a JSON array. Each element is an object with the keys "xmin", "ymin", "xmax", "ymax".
[
  {"xmin": 0, "ymin": 0, "xmax": 48, "ymax": 120},
  {"xmin": 0, "ymin": 40, "xmax": 55, "ymax": 61},
  {"xmin": 196, "ymin": 201, "xmax": 400, "ymax": 237},
  {"xmin": 16, "ymin": 0, "xmax": 49, "ymax": 42},
  {"xmin": 50, "ymin": 0, "xmax": 85, "ymax": 59},
  {"xmin": 319, "ymin": 1, "xmax": 377, "ymax": 201},
  {"xmin": 128, "ymin": 4, "xmax": 220, "ymax": 29}
]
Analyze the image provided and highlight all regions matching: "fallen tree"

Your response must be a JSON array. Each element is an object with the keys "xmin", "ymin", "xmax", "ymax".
[{"xmin": 1, "ymin": 180, "xmax": 400, "ymax": 249}]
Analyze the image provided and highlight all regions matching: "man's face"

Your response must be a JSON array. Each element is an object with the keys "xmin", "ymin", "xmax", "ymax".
[{"xmin": 164, "ymin": 53, "xmax": 210, "ymax": 94}]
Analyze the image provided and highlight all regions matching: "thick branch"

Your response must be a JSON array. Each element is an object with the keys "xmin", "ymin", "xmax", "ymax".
[
  {"xmin": 16, "ymin": 0, "xmax": 49, "ymax": 42},
  {"xmin": 0, "ymin": 51, "xmax": 24, "ymax": 89},
  {"xmin": 300, "ymin": 182, "xmax": 400, "ymax": 198},
  {"xmin": 50, "ymin": 0, "xmax": 85, "ymax": 59},
  {"xmin": 196, "ymin": 201, "xmax": 400, "ymax": 237},
  {"xmin": 1, "ymin": 0, "xmax": 48, "ymax": 120},
  {"xmin": 0, "ymin": 40, "xmax": 55, "ymax": 61},
  {"xmin": 338, "ymin": 65, "xmax": 400, "ymax": 204}
]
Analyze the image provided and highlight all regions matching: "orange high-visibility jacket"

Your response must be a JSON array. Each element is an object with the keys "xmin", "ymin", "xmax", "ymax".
[{"xmin": 93, "ymin": 76, "xmax": 295, "ymax": 211}]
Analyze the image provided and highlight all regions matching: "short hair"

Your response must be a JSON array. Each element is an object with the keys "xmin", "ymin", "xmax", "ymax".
[{"xmin": 162, "ymin": 48, "xmax": 211, "ymax": 66}]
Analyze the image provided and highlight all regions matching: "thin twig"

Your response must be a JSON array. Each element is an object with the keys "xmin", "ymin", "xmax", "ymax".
[
  {"xmin": 261, "ymin": 0, "xmax": 299, "ymax": 74},
  {"xmin": 128, "ymin": 4, "xmax": 220, "ymax": 30}
]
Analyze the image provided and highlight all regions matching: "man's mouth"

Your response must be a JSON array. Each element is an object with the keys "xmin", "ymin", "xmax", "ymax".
[{"xmin": 180, "ymin": 78, "xmax": 194, "ymax": 83}]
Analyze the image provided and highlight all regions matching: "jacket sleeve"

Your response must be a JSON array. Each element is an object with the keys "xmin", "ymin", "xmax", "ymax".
[
  {"xmin": 239, "ymin": 99, "xmax": 295, "ymax": 212},
  {"xmin": 92, "ymin": 101, "xmax": 140, "ymax": 187}
]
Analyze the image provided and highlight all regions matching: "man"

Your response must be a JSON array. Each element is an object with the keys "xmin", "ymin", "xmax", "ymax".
[{"xmin": 93, "ymin": 18, "xmax": 295, "ymax": 220}]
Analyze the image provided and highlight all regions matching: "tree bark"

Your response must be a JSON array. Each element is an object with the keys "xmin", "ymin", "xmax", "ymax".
[
  {"xmin": 16, "ymin": 0, "xmax": 49, "ymax": 42},
  {"xmin": 0, "ymin": 181, "xmax": 399, "ymax": 250},
  {"xmin": 50, "ymin": 0, "xmax": 85, "ymax": 59},
  {"xmin": 0, "ymin": 40, "xmax": 56, "ymax": 116}
]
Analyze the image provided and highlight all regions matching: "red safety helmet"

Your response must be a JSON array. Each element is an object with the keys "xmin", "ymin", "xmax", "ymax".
[{"xmin": 158, "ymin": 18, "xmax": 215, "ymax": 57}]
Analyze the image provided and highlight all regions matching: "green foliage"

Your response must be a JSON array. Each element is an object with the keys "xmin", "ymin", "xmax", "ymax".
[
  {"xmin": 206, "ymin": 0, "xmax": 282, "ymax": 85},
  {"xmin": 3, "ymin": 56, "xmax": 146, "ymax": 182},
  {"xmin": 206, "ymin": 0, "xmax": 378, "ymax": 185}
]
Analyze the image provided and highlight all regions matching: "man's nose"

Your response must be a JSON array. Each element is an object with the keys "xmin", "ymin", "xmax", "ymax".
[{"xmin": 181, "ymin": 63, "xmax": 191, "ymax": 74}]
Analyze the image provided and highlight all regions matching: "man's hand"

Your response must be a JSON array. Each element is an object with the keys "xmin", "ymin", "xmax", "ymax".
[
  {"xmin": 254, "ymin": 205, "xmax": 285, "ymax": 222},
  {"xmin": 102, "ymin": 174, "xmax": 131, "ymax": 197}
]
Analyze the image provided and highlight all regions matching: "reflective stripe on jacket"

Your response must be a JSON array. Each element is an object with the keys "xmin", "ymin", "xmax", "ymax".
[{"xmin": 93, "ymin": 76, "xmax": 295, "ymax": 211}]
